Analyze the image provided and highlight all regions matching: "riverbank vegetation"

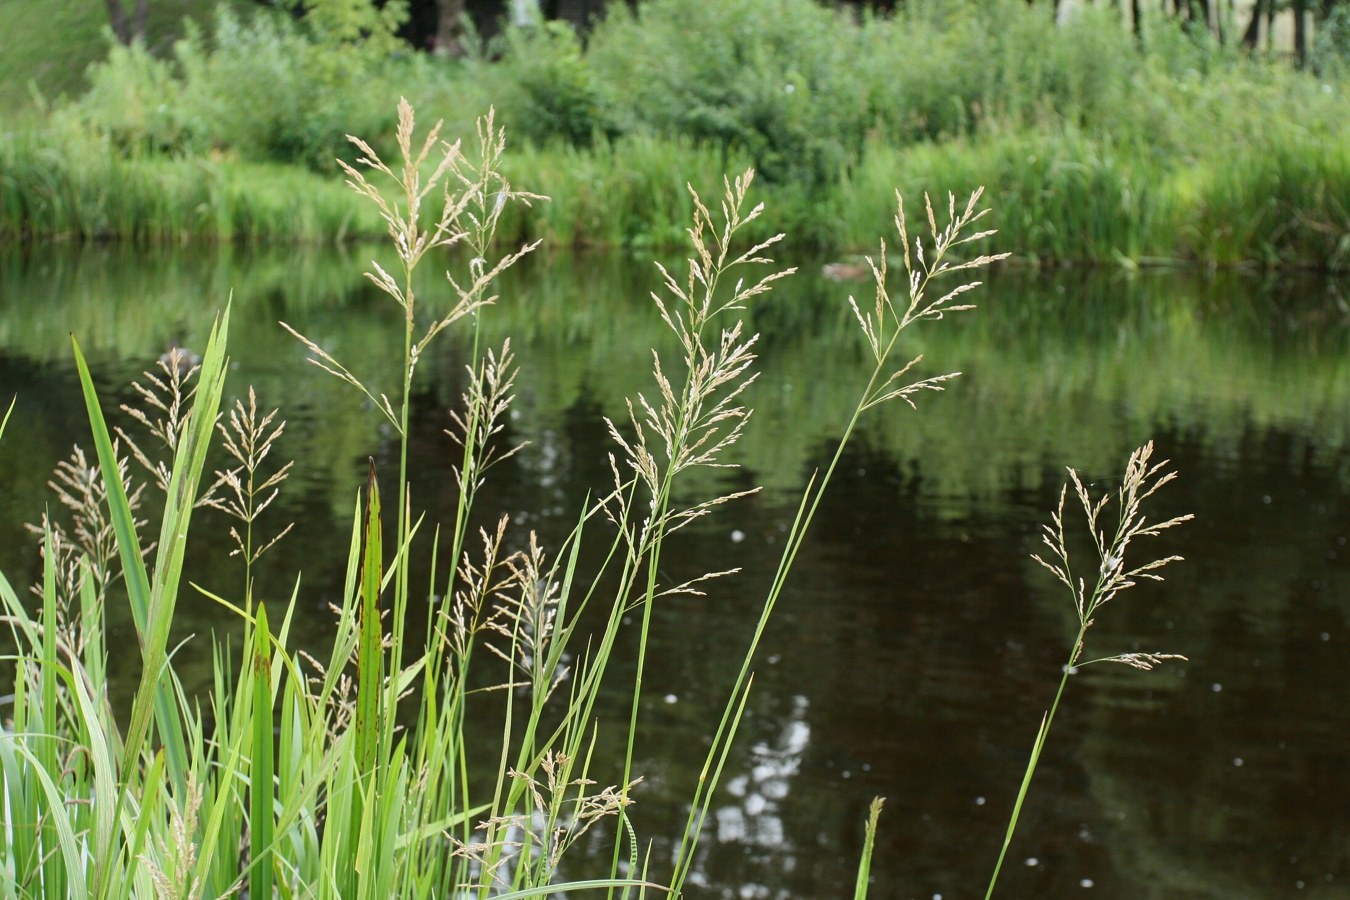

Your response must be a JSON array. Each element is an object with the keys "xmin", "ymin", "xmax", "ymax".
[{"xmin": 2, "ymin": 0, "xmax": 1349, "ymax": 265}]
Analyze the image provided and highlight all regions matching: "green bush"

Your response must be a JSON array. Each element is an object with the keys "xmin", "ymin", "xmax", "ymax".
[
  {"xmin": 492, "ymin": 20, "xmax": 616, "ymax": 146},
  {"xmin": 75, "ymin": 3, "xmax": 406, "ymax": 169},
  {"xmin": 17, "ymin": 0, "xmax": 1350, "ymax": 263},
  {"xmin": 175, "ymin": 8, "xmax": 394, "ymax": 168},
  {"xmin": 854, "ymin": 0, "xmax": 1139, "ymax": 143},
  {"xmin": 586, "ymin": 0, "xmax": 870, "ymax": 188},
  {"xmin": 74, "ymin": 37, "xmax": 199, "ymax": 155}
]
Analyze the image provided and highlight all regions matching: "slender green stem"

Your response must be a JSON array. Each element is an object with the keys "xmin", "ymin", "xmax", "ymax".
[{"xmin": 984, "ymin": 624, "xmax": 1084, "ymax": 900}]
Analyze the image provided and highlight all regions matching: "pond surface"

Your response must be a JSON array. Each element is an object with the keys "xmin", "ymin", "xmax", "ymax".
[{"xmin": 3, "ymin": 243, "xmax": 1350, "ymax": 899}]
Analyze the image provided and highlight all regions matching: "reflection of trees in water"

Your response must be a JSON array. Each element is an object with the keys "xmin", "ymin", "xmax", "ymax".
[
  {"xmin": 9, "ymin": 247, "xmax": 1350, "ymax": 505},
  {"xmin": 676, "ymin": 695, "xmax": 812, "ymax": 900},
  {"xmin": 717, "ymin": 694, "xmax": 810, "ymax": 849}
]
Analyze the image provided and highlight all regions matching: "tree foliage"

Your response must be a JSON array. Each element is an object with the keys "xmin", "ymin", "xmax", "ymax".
[{"xmin": 286, "ymin": 0, "xmax": 410, "ymax": 53}]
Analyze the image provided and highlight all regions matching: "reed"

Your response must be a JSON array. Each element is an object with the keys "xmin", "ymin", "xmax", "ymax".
[
  {"xmin": 1186, "ymin": 135, "xmax": 1350, "ymax": 270},
  {"xmin": 495, "ymin": 134, "xmax": 745, "ymax": 249},
  {"xmin": 8, "ymin": 117, "xmax": 1348, "ymax": 269},
  {"xmin": 806, "ymin": 130, "xmax": 1170, "ymax": 261}
]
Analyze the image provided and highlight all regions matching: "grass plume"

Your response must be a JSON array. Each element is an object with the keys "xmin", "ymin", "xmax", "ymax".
[{"xmin": 984, "ymin": 440, "xmax": 1193, "ymax": 898}]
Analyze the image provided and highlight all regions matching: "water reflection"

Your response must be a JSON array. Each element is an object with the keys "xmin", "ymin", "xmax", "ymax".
[
  {"xmin": 3, "ymin": 244, "xmax": 1350, "ymax": 898},
  {"xmin": 691, "ymin": 694, "xmax": 811, "ymax": 898}
]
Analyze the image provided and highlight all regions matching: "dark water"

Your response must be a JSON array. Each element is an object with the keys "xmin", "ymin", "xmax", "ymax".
[{"xmin": 3, "ymin": 243, "xmax": 1350, "ymax": 899}]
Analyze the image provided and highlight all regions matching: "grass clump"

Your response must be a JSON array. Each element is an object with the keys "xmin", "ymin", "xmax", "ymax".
[
  {"xmin": 0, "ymin": 122, "xmax": 382, "ymax": 243},
  {"xmin": 0, "ymin": 102, "xmax": 1195, "ymax": 896}
]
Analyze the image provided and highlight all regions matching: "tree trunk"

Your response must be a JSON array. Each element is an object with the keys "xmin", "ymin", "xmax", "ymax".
[
  {"xmin": 434, "ymin": 0, "xmax": 466, "ymax": 56},
  {"xmin": 1240, "ymin": 0, "xmax": 1262, "ymax": 48},
  {"xmin": 103, "ymin": 0, "xmax": 150, "ymax": 45},
  {"xmin": 1293, "ymin": 0, "xmax": 1308, "ymax": 63},
  {"xmin": 132, "ymin": 0, "xmax": 149, "ymax": 43},
  {"xmin": 103, "ymin": 0, "xmax": 130, "ymax": 44}
]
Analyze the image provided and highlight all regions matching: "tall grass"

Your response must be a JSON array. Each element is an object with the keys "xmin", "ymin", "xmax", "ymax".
[
  {"xmin": 1185, "ymin": 136, "xmax": 1350, "ymax": 269},
  {"xmin": 7, "ymin": 117, "xmax": 1350, "ymax": 267},
  {"xmin": 0, "ymin": 124, "xmax": 382, "ymax": 244},
  {"xmin": 0, "ymin": 102, "xmax": 1195, "ymax": 898}
]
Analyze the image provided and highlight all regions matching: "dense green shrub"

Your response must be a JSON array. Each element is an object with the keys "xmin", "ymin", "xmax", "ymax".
[
  {"xmin": 854, "ymin": 0, "xmax": 1176, "ymax": 144},
  {"xmin": 175, "ymin": 8, "xmax": 394, "ymax": 168},
  {"xmin": 67, "ymin": 0, "xmax": 1350, "ymax": 188},
  {"xmin": 490, "ymin": 21, "xmax": 615, "ymax": 146},
  {"xmin": 74, "ymin": 37, "xmax": 198, "ymax": 155},
  {"xmin": 585, "ymin": 0, "xmax": 870, "ymax": 188},
  {"xmin": 75, "ymin": 4, "xmax": 414, "ymax": 168},
  {"xmin": 12, "ymin": 0, "xmax": 1350, "ymax": 264}
]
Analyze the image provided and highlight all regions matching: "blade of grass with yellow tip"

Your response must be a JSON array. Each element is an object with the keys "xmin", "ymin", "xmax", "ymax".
[{"xmin": 854, "ymin": 797, "xmax": 885, "ymax": 900}]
